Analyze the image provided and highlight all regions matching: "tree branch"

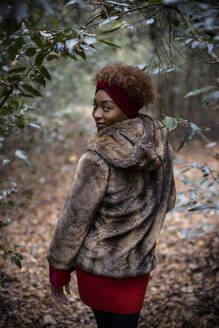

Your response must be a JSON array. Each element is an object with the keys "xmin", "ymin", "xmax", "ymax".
[
  {"xmin": 85, "ymin": 3, "xmax": 163, "ymax": 31},
  {"xmin": 179, "ymin": 11, "xmax": 219, "ymax": 64}
]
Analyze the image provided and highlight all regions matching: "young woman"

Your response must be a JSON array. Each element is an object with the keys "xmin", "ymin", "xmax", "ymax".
[{"xmin": 47, "ymin": 63, "xmax": 176, "ymax": 328}]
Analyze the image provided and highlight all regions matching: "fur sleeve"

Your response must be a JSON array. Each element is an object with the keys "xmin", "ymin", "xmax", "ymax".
[{"xmin": 47, "ymin": 152, "xmax": 109, "ymax": 270}]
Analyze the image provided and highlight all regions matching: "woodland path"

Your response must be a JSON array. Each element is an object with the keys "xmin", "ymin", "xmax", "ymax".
[{"xmin": 0, "ymin": 113, "xmax": 218, "ymax": 328}]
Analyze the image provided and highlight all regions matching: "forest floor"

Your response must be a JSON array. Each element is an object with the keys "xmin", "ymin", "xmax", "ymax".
[{"xmin": 0, "ymin": 111, "xmax": 218, "ymax": 328}]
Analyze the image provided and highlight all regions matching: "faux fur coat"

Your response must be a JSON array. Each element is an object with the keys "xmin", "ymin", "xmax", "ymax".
[{"xmin": 47, "ymin": 114, "xmax": 176, "ymax": 278}]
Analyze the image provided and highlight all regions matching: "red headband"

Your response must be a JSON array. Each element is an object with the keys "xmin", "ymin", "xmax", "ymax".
[{"xmin": 95, "ymin": 80, "xmax": 143, "ymax": 118}]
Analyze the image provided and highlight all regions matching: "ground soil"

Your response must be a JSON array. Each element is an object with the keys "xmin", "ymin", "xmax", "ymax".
[{"xmin": 0, "ymin": 113, "xmax": 218, "ymax": 328}]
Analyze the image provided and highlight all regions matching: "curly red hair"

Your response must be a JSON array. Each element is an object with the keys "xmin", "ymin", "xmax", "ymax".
[{"xmin": 92, "ymin": 63, "xmax": 156, "ymax": 107}]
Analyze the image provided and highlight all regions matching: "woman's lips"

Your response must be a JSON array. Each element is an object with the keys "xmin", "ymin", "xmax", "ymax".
[{"xmin": 96, "ymin": 123, "xmax": 106, "ymax": 129}]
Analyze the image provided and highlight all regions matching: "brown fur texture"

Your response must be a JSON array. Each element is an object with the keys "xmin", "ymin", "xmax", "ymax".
[
  {"xmin": 92, "ymin": 63, "xmax": 156, "ymax": 107},
  {"xmin": 47, "ymin": 114, "xmax": 176, "ymax": 278}
]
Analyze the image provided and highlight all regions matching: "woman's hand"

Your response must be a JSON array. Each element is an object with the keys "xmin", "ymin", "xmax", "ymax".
[{"xmin": 51, "ymin": 283, "xmax": 71, "ymax": 305}]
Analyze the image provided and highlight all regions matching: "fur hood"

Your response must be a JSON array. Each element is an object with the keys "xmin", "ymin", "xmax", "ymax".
[{"xmin": 87, "ymin": 114, "xmax": 168, "ymax": 171}]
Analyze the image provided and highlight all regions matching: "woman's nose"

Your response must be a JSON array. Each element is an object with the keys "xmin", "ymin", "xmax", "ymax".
[{"xmin": 93, "ymin": 107, "xmax": 103, "ymax": 120}]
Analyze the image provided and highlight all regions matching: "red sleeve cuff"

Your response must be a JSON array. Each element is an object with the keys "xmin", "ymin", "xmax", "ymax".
[{"xmin": 49, "ymin": 265, "xmax": 71, "ymax": 288}]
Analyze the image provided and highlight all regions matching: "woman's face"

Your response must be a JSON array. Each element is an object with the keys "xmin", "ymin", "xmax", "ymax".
[{"xmin": 92, "ymin": 90, "xmax": 127, "ymax": 131}]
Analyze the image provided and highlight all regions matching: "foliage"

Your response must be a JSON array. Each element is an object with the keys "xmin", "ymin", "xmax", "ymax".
[
  {"xmin": 0, "ymin": 174, "xmax": 23, "ymax": 268},
  {"xmin": 0, "ymin": 218, "xmax": 23, "ymax": 268},
  {"xmin": 0, "ymin": 0, "xmax": 219, "ymax": 138},
  {"xmin": 175, "ymin": 159, "xmax": 218, "ymax": 214},
  {"xmin": 0, "ymin": 0, "xmax": 218, "ymax": 142}
]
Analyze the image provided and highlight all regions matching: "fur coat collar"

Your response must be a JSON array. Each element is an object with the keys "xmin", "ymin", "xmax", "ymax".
[{"xmin": 87, "ymin": 114, "xmax": 167, "ymax": 171}]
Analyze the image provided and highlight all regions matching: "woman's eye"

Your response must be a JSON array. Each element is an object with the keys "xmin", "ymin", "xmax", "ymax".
[
  {"xmin": 93, "ymin": 103, "xmax": 97, "ymax": 109},
  {"xmin": 103, "ymin": 106, "xmax": 111, "ymax": 111}
]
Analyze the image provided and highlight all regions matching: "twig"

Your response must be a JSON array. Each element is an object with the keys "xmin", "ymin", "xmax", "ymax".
[
  {"xmin": 200, "ymin": 122, "xmax": 219, "ymax": 129},
  {"xmin": 169, "ymin": 8, "xmax": 173, "ymax": 64},
  {"xmin": 0, "ymin": 89, "xmax": 13, "ymax": 108},
  {"xmin": 85, "ymin": 13, "xmax": 102, "ymax": 27}
]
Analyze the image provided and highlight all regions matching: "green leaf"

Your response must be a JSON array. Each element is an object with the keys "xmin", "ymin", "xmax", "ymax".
[
  {"xmin": 77, "ymin": 51, "xmax": 86, "ymax": 60},
  {"xmin": 33, "ymin": 34, "xmax": 44, "ymax": 49},
  {"xmin": 8, "ymin": 75, "xmax": 22, "ymax": 82},
  {"xmin": 163, "ymin": 116, "xmax": 178, "ymax": 132},
  {"xmin": 22, "ymin": 93, "xmax": 34, "ymax": 98},
  {"xmin": 8, "ymin": 67, "xmax": 26, "ymax": 74},
  {"xmin": 185, "ymin": 86, "xmax": 215, "ymax": 98},
  {"xmin": 15, "ymin": 252, "xmax": 23, "ymax": 260},
  {"xmin": 100, "ymin": 24, "xmax": 123, "ymax": 34},
  {"xmin": 10, "ymin": 255, "xmax": 22, "ymax": 268},
  {"xmin": 36, "ymin": 9, "xmax": 45, "ymax": 17},
  {"xmin": 35, "ymin": 53, "xmax": 45, "ymax": 66},
  {"xmin": 40, "ymin": 66, "xmax": 51, "ymax": 80},
  {"xmin": 188, "ymin": 204, "xmax": 211, "ymax": 212},
  {"xmin": 48, "ymin": 17, "xmax": 61, "ymax": 26},
  {"xmin": 47, "ymin": 54, "xmax": 58, "ymax": 60},
  {"xmin": 97, "ymin": 39, "xmax": 121, "ymax": 48},
  {"xmin": 0, "ymin": 87, "xmax": 10, "ymax": 98},
  {"xmin": 16, "ymin": 117, "xmax": 26, "ymax": 129},
  {"xmin": 8, "ymin": 200, "xmax": 14, "ymax": 206},
  {"xmin": 66, "ymin": 53, "xmax": 78, "ymax": 61},
  {"xmin": 25, "ymin": 47, "xmax": 37, "ymax": 57},
  {"xmin": 54, "ymin": 34, "xmax": 65, "ymax": 42},
  {"xmin": 33, "ymin": 75, "xmax": 46, "ymax": 87},
  {"xmin": 177, "ymin": 129, "xmax": 196, "ymax": 151},
  {"xmin": 22, "ymin": 84, "xmax": 42, "ymax": 97},
  {"xmin": 8, "ymin": 44, "xmax": 21, "ymax": 60},
  {"xmin": 99, "ymin": 16, "xmax": 119, "ymax": 27},
  {"xmin": 146, "ymin": 0, "xmax": 162, "ymax": 5},
  {"xmin": 0, "ymin": 222, "xmax": 7, "ymax": 229}
]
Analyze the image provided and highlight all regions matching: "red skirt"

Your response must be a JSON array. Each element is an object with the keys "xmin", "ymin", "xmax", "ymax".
[{"xmin": 76, "ymin": 268, "xmax": 150, "ymax": 314}]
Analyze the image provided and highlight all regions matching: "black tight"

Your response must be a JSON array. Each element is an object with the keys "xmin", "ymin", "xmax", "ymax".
[{"xmin": 92, "ymin": 308, "xmax": 140, "ymax": 328}]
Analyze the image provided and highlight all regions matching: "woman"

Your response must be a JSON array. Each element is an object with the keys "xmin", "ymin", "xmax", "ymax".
[{"xmin": 47, "ymin": 63, "xmax": 176, "ymax": 328}]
